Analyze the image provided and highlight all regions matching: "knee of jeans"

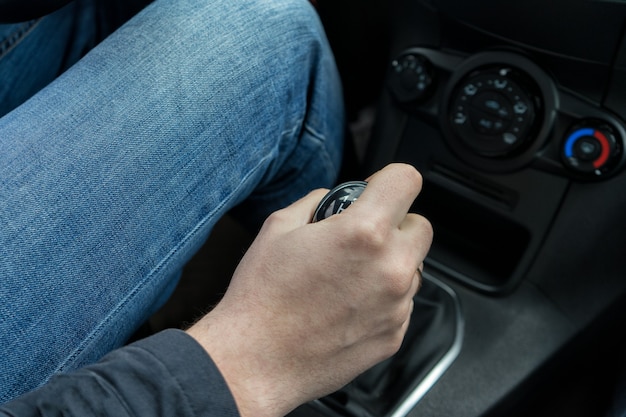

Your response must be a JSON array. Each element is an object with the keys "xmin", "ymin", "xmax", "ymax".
[
  {"xmin": 233, "ymin": 0, "xmax": 345, "ymax": 143},
  {"xmin": 237, "ymin": 0, "xmax": 327, "ymax": 49},
  {"xmin": 250, "ymin": 0, "xmax": 321, "ymax": 28}
]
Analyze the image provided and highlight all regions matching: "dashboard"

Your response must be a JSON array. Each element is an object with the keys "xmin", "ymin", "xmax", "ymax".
[{"xmin": 290, "ymin": 0, "xmax": 626, "ymax": 416}]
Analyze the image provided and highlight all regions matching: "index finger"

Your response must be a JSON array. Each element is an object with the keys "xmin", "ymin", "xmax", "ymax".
[{"xmin": 353, "ymin": 163, "xmax": 424, "ymax": 226}]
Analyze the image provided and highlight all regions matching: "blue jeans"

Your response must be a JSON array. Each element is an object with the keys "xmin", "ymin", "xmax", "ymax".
[{"xmin": 0, "ymin": 0, "xmax": 344, "ymax": 403}]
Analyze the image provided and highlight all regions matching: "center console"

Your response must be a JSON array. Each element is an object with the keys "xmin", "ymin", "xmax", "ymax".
[
  {"xmin": 380, "ymin": 45, "xmax": 626, "ymax": 293},
  {"xmin": 291, "ymin": 0, "xmax": 626, "ymax": 415}
]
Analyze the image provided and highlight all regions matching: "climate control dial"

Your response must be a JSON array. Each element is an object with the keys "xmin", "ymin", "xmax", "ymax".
[{"xmin": 562, "ymin": 122, "xmax": 622, "ymax": 177}]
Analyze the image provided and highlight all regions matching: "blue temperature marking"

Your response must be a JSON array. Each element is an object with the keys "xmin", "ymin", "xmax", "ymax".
[{"xmin": 564, "ymin": 128, "xmax": 595, "ymax": 157}]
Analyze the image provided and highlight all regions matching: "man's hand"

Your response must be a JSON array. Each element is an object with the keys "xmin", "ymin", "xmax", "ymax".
[{"xmin": 187, "ymin": 163, "xmax": 433, "ymax": 417}]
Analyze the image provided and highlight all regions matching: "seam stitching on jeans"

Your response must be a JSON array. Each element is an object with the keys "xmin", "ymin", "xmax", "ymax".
[
  {"xmin": 304, "ymin": 121, "xmax": 340, "ymax": 176},
  {"xmin": 0, "ymin": 19, "xmax": 42, "ymax": 60}
]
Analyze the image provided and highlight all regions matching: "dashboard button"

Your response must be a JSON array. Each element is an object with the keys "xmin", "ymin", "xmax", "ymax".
[
  {"xmin": 474, "ymin": 91, "xmax": 512, "ymax": 119},
  {"xmin": 387, "ymin": 53, "xmax": 434, "ymax": 103},
  {"xmin": 574, "ymin": 137, "xmax": 602, "ymax": 161}
]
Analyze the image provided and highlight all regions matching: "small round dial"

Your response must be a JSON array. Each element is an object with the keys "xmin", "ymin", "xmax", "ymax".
[
  {"xmin": 561, "ymin": 122, "xmax": 622, "ymax": 177},
  {"xmin": 387, "ymin": 53, "xmax": 434, "ymax": 103}
]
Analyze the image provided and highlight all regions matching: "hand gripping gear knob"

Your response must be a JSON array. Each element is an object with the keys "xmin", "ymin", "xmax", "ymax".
[{"xmin": 312, "ymin": 181, "xmax": 368, "ymax": 222}]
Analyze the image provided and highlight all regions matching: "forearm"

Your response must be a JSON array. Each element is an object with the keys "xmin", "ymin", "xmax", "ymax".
[{"xmin": 0, "ymin": 330, "xmax": 240, "ymax": 417}]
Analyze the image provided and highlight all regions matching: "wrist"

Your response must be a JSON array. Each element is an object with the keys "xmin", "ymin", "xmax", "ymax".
[{"xmin": 186, "ymin": 308, "xmax": 296, "ymax": 417}]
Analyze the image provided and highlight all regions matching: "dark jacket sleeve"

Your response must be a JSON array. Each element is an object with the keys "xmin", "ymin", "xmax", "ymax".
[{"xmin": 0, "ymin": 329, "xmax": 240, "ymax": 417}]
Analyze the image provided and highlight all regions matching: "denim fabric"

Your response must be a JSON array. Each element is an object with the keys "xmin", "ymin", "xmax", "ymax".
[
  {"xmin": 0, "ymin": 0, "xmax": 344, "ymax": 403},
  {"xmin": 0, "ymin": 0, "xmax": 152, "ymax": 116}
]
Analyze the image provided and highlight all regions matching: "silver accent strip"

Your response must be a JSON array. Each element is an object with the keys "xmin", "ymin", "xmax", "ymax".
[
  {"xmin": 389, "ymin": 273, "xmax": 465, "ymax": 417},
  {"xmin": 310, "ymin": 273, "xmax": 464, "ymax": 417}
]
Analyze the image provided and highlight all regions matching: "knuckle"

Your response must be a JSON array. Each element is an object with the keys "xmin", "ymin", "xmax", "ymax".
[
  {"xmin": 389, "ymin": 302, "xmax": 411, "ymax": 327},
  {"xmin": 384, "ymin": 267, "xmax": 413, "ymax": 298},
  {"xmin": 263, "ymin": 208, "xmax": 290, "ymax": 229},
  {"xmin": 263, "ymin": 210, "xmax": 283, "ymax": 226},
  {"xmin": 394, "ymin": 163, "xmax": 423, "ymax": 191},
  {"xmin": 382, "ymin": 328, "xmax": 407, "ymax": 357},
  {"xmin": 408, "ymin": 213, "xmax": 434, "ymax": 248},
  {"xmin": 410, "ymin": 212, "xmax": 433, "ymax": 233},
  {"xmin": 420, "ymin": 216, "xmax": 434, "ymax": 240},
  {"xmin": 381, "ymin": 254, "xmax": 416, "ymax": 297},
  {"xmin": 420, "ymin": 221, "xmax": 434, "ymax": 252},
  {"xmin": 349, "ymin": 217, "xmax": 389, "ymax": 250}
]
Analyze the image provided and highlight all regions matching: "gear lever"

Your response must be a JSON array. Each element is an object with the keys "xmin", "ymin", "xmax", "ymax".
[
  {"xmin": 297, "ymin": 181, "xmax": 463, "ymax": 417},
  {"xmin": 312, "ymin": 181, "xmax": 368, "ymax": 223}
]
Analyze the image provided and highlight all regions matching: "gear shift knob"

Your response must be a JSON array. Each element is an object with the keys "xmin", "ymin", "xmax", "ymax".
[{"xmin": 312, "ymin": 181, "xmax": 367, "ymax": 222}]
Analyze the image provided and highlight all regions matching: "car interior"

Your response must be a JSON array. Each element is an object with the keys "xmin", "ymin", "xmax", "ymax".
[{"xmin": 149, "ymin": 0, "xmax": 626, "ymax": 416}]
